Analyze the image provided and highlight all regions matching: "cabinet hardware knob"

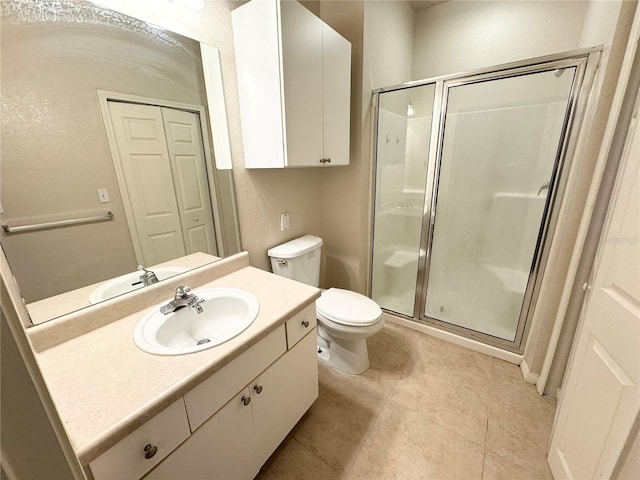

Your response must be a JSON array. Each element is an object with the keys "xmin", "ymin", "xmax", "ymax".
[
  {"xmin": 301, "ymin": 320, "xmax": 310, "ymax": 328},
  {"xmin": 194, "ymin": 216, "xmax": 199, "ymax": 221},
  {"xmin": 241, "ymin": 395, "xmax": 251, "ymax": 406},
  {"xmin": 253, "ymin": 384, "xmax": 263, "ymax": 394},
  {"xmin": 143, "ymin": 444, "xmax": 158, "ymax": 459}
]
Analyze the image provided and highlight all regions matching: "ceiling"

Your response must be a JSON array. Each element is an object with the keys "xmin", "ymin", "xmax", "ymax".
[{"xmin": 408, "ymin": 0, "xmax": 449, "ymax": 12}]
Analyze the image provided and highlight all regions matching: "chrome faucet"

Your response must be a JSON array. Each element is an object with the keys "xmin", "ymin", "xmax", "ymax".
[
  {"xmin": 160, "ymin": 286, "xmax": 205, "ymax": 315},
  {"xmin": 138, "ymin": 265, "xmax": 159, "ymax": 286}
]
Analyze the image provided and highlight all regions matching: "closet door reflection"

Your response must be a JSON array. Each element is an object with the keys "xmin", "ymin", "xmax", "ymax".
[
  {"xmin": 424, "ymin": 69, "xmax": 575, "ymax": 340},
  {"xmin": 371, "ymin": 84, "xmax": 435, "ymax": 316}
]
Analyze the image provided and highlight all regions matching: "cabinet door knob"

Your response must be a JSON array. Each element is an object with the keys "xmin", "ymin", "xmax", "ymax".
[
  {"xmin": 241, "ymin": 395, "xmax": 251, "ymax": 406},
  {"xmin": 194, "ymin": 216, "xmax": 199, "ymax": 222},
  {"xmin": 301, "ymin": 320, "xmax": 310, "ymax": 328},
  {"xmin": 253, "ymin": 384, "xmax": 263, "ymax": 394},
  {"xmin": 143, "ymin": 444, "xmax": 158, "ymax": 459}
]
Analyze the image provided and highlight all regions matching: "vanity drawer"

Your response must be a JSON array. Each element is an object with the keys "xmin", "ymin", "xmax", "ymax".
[
  {"xmin": 89, "ymin": 399, "xmax": 190, "ymax": 480},
  {"xmin": 184, "ymin": 324, "xmax": 286, "ymax": 431},
  {"xmin": 285, "ymin": 303, "xmax": 316, "ymax": 349}
]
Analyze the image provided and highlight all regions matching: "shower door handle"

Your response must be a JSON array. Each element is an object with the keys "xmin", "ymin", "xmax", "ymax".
[{"xmin": 537, "ymin": 181, "xmax": 551, "ymax": 196}]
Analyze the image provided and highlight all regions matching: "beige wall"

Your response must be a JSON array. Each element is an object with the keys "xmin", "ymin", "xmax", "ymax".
[
  {"xmin": 412, "ymin": 1, "xmax": 588, "ymax": 80},
  {"xmin": 317, "ymin": 1, "xmax": 366, "ymax": 292}
]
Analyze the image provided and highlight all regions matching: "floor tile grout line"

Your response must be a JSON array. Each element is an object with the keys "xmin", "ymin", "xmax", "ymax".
[
  {"xmin": 483, "ymin": 448, "xmax": 554, "ymax": 479},
  {"xmin": 342, "ymin": 346, "xmax": 418, "ymax": 476},
  {"xmin": 481, "ymin": 415, "xmax": 489, "ymax": 479},
  {"xmin": 289, "ymin": 436, "xmax": 339, "ymax": 477}
]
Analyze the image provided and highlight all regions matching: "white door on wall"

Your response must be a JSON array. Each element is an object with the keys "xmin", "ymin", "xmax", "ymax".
[
  {"xmin": 161, "ymin": 107, "xmax": 216, "ymax": 256},
  {"xmin": 547, "ymin": 106, "xmax": 640, "ymax": 478},
  {"xmin": 108, "ymin": 101, "xmax": 186, "ymax": 265},
  {"xmin": 107, "ymin": 101, "xmax": 216, "ymax": 265}
]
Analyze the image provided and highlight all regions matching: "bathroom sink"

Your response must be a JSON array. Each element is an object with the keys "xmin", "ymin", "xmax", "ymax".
[
  {"xmin": 133, "ymin": 288, "xmax": 260, "ymax": 355},
  {"xmin": 88, "ymin": 266, "xmax": 189, "ymax": 304}
]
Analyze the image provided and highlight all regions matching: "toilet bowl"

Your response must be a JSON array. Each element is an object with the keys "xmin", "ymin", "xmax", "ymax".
[
  {"xmin": 316, "ymin": 288, "xmax": 384, "ymax": 374},
  {"xmin": 268, "ymin": 235, "xmax": 384, "ymax": 374}
]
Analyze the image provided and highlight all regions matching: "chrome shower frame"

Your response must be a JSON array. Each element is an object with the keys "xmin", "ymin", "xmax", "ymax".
[{"xmin": 369, "ymin": 47, "xmax": 602, "ymax": 353}]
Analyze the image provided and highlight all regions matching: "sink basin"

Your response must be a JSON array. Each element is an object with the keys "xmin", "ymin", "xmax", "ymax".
[
  {"xmin": 88, "ymin": 266, "xmax": 189, "ymax": 304},
  {"xmin": 133, "ymin": 288, "xmax": 260, "ymax": 355}
]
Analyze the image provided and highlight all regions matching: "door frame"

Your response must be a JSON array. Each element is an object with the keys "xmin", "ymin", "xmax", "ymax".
[
  {"xmin": 369, "ymin": 47, "xmax": 602, "ymax": 353},
  {"xmin": 97, "ymin": 90, "xmax": 223, "ymax": 264}
]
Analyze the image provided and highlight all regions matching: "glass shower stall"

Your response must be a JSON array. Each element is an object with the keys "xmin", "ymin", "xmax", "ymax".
[{"xmin": 370, "ymin": 49, "xmax": 600, "ymax": 352}]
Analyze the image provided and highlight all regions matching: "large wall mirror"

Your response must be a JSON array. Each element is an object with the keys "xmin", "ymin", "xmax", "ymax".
[{"xmin": 1, "ymin": 0, "xmax": 242, "ymax": 325}]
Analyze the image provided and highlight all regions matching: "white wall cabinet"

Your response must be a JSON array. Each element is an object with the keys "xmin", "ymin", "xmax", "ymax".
[{"xmin": 232, "ymin": 0, "xmax": 351, "ymax": 168}]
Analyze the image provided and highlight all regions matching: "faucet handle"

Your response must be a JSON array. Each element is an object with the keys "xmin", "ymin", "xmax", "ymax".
[{"xmin": 175, "ymin": 286, "xmax": 191, "ymax": 297}]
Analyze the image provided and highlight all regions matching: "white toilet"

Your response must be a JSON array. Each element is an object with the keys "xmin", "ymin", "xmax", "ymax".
[{"xmin": 268, "ymin": 235, "xmax": 384, "ymax": 375}]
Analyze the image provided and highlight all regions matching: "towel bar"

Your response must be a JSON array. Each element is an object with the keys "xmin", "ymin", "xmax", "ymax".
[{"xmin": 2, "ymin": 211, "xmax": 114, "ymax": 234}]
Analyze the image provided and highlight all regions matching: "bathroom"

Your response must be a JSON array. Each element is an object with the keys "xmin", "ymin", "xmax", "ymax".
[{"xmin": 2, "ymin": 0, "xmax": 639, "ymax": 478}]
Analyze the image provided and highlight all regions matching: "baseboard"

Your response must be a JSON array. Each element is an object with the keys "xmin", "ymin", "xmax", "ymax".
[
  {"xmin": 385, "ymin": 313, "xmax": 523, "ymax": 364},
  {"xmin": 520, "ymin": 358, "xmax": 540, "ymax": 384}
]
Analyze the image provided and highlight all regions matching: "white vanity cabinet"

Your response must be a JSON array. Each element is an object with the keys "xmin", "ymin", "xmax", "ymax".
[
  {"xmin": 232, "ymin": 0, "xmax": 351, "ymax": 168},
  {"xmin": 141, "ymin": 305, "xmax": 318, "ymax": 480}
]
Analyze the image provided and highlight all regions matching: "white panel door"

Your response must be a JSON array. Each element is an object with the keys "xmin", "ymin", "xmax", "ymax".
[
  {"xmin": 161, "ymin": 108, "xmax": 217, "ymax": 256},
  {"xmin": 107, "ymin": 101, "xmax": 186, "ymax": 265},
  {"xmin": 322, "ymin": 22, "xmax": 351, "ymax": 166},
  {"xmin": 280, "ymin": 0, "xmax": 323, "ymax": 167},
  {"xmin": 547, "ymin": 116, "xmax": 640, "ymax": 478}
]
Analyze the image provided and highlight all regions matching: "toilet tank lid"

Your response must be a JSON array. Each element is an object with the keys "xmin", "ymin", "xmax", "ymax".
[{"xmin": 267, "ymin": 235, "xmax": 323, "ymax": 259}]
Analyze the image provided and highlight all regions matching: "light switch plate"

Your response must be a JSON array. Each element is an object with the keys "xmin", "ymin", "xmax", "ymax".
[{"xmin": 97, "ymin": 188, "xmax": 110, "ymax": 203}]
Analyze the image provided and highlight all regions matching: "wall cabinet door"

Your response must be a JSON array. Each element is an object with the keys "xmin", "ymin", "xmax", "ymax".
[
  {"xmin": 280, "ymin": 0, "xmax": 323, "ymax": 167},
  {"xmin": 321, "ymin": 22, "xmax": 352, "ymax": 166},
  {"xmin": 280, "ymin": 2, "xmax": 351, "ymax": 167},
  {"xmin": 144, "ymin": 388, "xmax": 259, "ymax": 480}
]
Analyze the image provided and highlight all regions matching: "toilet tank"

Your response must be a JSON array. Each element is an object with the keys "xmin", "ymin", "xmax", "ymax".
[{"xmin": 268, "ymin": 235, "xmax": 323, "ymax": 287}]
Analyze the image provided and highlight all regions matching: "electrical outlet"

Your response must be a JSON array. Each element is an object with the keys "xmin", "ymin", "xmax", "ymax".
[{"xmin": 280, "ymin": 212, "xmax": 290, "ymax": 231}]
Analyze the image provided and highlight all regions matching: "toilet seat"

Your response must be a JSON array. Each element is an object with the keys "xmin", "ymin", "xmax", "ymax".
[{"xmin": 316, "ymin": 288, "xmax": 382, "ymax": 327}]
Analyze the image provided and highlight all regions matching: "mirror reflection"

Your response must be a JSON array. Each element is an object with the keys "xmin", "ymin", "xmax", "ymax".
[{"xmin": 0, "ymin": 0, "xmax": 241, "ymax": 325}]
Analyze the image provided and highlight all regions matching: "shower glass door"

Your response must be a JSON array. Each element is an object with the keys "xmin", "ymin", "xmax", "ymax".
[
  {"xmin": 371, "ymin": 84, "xmax": 435, "ymax": 316},
  {"xmin": 423, "ymin": 68, "xmax": 576, "ymax": 341}
]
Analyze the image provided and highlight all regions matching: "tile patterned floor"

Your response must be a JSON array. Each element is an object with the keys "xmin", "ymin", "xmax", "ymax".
[{"xmin": 256, "ymin": 322, "xmax": 556, "ymax": 480}]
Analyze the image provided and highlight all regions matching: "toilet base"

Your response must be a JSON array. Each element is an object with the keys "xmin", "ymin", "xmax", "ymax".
[{"xmin": 316, "ymin": 334, "xmax": 370, "ymax": 375}]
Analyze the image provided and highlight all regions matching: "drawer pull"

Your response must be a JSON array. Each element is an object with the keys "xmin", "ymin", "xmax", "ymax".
[
  {"xmin": 301, "ymin": 320, "xmax": 310, "ymax": 328},
  {"xmin": 241, "ymin": 395, "xmax": 251, "ymax": 406},
  {"xmin": 253, "ymin": 384, "xmax": 263, "ymax": 394},
  {"xmin": 143, "ymin": 444, "xmax": 158, "ymax": 459}
]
